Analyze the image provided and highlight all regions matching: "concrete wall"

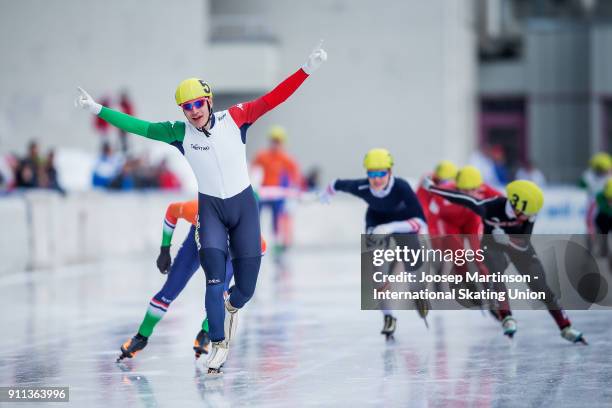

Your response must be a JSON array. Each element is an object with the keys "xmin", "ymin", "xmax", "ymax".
[
  {"xmin": 479, "ymin": 20, "xmax": 609, "ymax": 183},
  {"xmin": 0, "ymin": 0, "xmax": 209, "ymax": 156},
  {"xmin": 526, "ymin": 22, "xmax": 591, "ymax": 182},
  {"xmin": 230, "ymin": 0, "xmax": 478, "ymax": 181},
  {"xmin": 591, "ymin": 24, "xmax": 612, "ymax": 152},
  {"xmin": 479, "ymin": 61, "xmax": 526, "ymax": 94},
  {"xmin": 1, "ymin": 0, "xmax": 477, "ymax": 185}
]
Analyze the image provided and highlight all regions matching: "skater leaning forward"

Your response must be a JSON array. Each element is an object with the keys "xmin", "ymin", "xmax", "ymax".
[
  {"xmin": 77, "ymin": 43, "xmax": 327, "ymax": 373},
  {"xmin": 424, "ymin": 178, "xmax": 587, "ymax": 344},
  {"xmin": 320, "ymin": 148, "xmax": 429, "ymax": 339}
]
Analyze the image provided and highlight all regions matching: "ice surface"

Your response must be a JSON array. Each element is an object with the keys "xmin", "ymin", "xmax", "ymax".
[{"xmin": 1, "ymin": 250, "xmax": 611, "ymax": 407}]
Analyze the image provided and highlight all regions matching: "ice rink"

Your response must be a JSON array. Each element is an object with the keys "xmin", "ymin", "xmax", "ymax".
[{"xmin": 1, "ymin": 248, "xmax": 611, "ymax": 407}]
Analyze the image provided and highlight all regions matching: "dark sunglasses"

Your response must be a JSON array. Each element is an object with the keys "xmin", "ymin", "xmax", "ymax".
[{"xmin": 181, "ymin": 98, "xmax": 207, "ymax": 111}]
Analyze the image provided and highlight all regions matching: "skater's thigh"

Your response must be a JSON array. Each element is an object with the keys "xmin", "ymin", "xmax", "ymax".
[
  {"xmin": 228, "ymin": 191, "xmax": 261, "ymax": 259},
  {"xmin": 174, "ymin": 226, "xmax": 201, "ymax": 275},
  {"xmin": 197, "ymin": 199, "xmax": 228, "ymax": 252}
]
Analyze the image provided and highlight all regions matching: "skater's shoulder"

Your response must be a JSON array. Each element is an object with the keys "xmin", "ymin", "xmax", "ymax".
[{"xmin": 392, "ymin": 177, "xmax": 412, "ymax": 189}]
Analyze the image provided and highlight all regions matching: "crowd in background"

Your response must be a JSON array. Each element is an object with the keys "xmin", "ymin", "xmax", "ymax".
[
  {"xmin": 0, "ymin": 90, "xmax": 182, "ymax": 195},
  {"xmin": 469, "ymin": 143, "xmax": 547, "ymax": 187},
  {"xmin": 1, "ymin": 86, "xmax": 606, "ymax": 198},
  {"xmin": 92, "ymin": 142, "xmax": 180, "ymax": 191},
  {"xmin": 0, "ymin": 141, "xmax": 64, "ymax": 194},
  {"xmin": 91, "ymin": 90, "xmax": 181, "ymax": 192}
]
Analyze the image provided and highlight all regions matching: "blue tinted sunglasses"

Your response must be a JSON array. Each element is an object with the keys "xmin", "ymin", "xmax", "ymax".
[
  {"xmin": 181, "ymin": 98, "xmax": 207, "ymax": 111},
  {"xmin": 367, "ymin": 170, "xmax": 389, "ymax": 178}
]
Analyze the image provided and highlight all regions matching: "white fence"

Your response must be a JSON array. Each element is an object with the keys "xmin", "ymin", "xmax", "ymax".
[{"xmin": 0, "ymin": 187, "xmax": 590, "ymax": 276}]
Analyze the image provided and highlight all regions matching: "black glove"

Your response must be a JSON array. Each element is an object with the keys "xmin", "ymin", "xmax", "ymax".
[{"xmin": 156, "ymin": 246, "xmax": 171, "ymax": 274}]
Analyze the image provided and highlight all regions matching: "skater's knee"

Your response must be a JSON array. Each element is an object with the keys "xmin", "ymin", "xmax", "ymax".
[
  {"xmin": 200, "ymin": 247, "xmax": 227, "ymax": 286},
  {"xmin": 227, "ymin": 256, "xmax": 261, "ymax": 308},
  {"xmin": 232, "ymin": 256, "xmax": 261, "ymax": 297}
]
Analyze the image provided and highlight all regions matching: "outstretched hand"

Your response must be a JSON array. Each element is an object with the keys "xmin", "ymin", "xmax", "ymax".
[
  {"xmin": 75, "ymin": 87, "xmax": 102, "ymax": 115},
  {"xmin": 318, "ymin": 182, "xmax": 335, "ymax": 204},
  {"xmin": 302, "ymin": 40, "xmax": 328, "ymax": 75}
]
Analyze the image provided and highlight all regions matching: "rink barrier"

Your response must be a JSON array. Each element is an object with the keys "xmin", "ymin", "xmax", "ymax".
[
  {"xmin": 0, "ymin": 190, "xmax": 190, "ymax": 274},
  {"xmin": 0, "ymin": 187, "xmax": 590, "ymax": 274}
]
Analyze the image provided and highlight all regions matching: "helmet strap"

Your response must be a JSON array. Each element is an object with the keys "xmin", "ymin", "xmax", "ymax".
[{"xmin": 196, "ymin": 100, "xmax": 212, "ymax": 137}]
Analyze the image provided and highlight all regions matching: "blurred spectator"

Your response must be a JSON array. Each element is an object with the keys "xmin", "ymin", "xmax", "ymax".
[
  {"xmin": 94, "ymin": 95, "xmax": 112, "ymax": 144},
  {"xmin": 157, "ymin": 159, "xmax": 181, "ymax": 190},
  {"xmin": 118, "ymin": 90, "xmax": 135, "ymax": 153},
  {"xmin": 252, "ymin": 125, "xmax": 303, "ymax": 252},
  {"xmin": 109, "ymin": 159, "xmax": 136, "ymax": 190},
  {"xmin": 0, "ymin": 153, "xmax": 16, "ymax": 193},
  {"xmin": 16, "ymin": 141, "xmax": 42, "ymax": 188},
  {"xmin": 92, "ymin": 142, "xmax": 124, "ymax": 188},
  {"xmin": 515, "ymin": 159, "xmax": 546, "ymax": 186},
  {"xmin": 490, "ymin": 145, "xmax": 510, "ymax": 185},
  {"xmin": 42, "ymin": 150, "xmax": 65, "ymax": 194},
  {"xmin": 304, "ymin": 166, "xmax": 321, "ymax": 190}
]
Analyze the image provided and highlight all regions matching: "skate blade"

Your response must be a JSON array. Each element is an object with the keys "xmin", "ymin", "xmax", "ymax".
[
  {"xmin": 422, "ymin": 318, "xmax": 429, "ymax": 329},
  {"xmin": 577, "ymin": 337, "xmax": 588, "ymax": 345},
  {"xmin": 207, "ymin": 367, "xmax": 223, "ymax": 375},
  {"xmin": 504, "ymin": 332, "xmax": 515, "ymax": 339},
  {"xmin": 116, "ymin": 352, "xmax": 131, "ymax": 363},
  {"xmin": 384, "ymin": 334, "xmax": 395, "ymax": 342}
]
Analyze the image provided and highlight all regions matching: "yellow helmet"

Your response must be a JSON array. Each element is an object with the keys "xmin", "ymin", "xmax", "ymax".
[
  {"xmin": 269, "ymin": 125, "xmax": 287, "ymax": 142},
  {"xmin": 506, "ymin": 180, "xmax": 544, "ymax": 215},
  {"xmin": 604, "ymin": 178, "xmax": 612, "ymax": 200},
  {"xmin": 175, "ymin": 78, "xmax": 213, "ymax": 106},
  {"xmin": 589, "ymin": 152, "xmax": 612, "ymax": 172},
  {"xmin": 434, "ymin": 160, "xmax": 458, "ymax": 181},
  {"xmin": 455, "ymin": 165, "xmax": 483, "ymax": 190},
  {"xmin": 363, "ymin": 148, "xmax": 394, "ymax": 170}
]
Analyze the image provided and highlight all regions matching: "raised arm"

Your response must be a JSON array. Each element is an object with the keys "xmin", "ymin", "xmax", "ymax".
[
  {"xmin": 75, "ymin": 87, "xmax": 184, "ymax": 144},
  {"xmin": 228, "ymin": 69, "xmax": 309, "ymax": 131},
  {"xmin": 228, "ymin": 43, "xmax": 327, "ymax": 135}
]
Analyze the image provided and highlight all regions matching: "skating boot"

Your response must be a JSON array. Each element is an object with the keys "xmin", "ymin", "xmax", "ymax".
[
  {"xmin": 224, "ymin": 298, "xmax": 239, "ymax": 344},
  {"xmin": 502, "ymin": 316, "xmax": 517, "ymax": 338},
  {"xmin": 193, "ymin": 329, "xmax": 211, "ymax": 359},
  {"xmin": 415, "ymin": 299, "xmax": 430, "ymax": 329},
  {"xmin": 117, "ymin": 333, "xmax": 148, "ymax": 362},
  {"xmin": 206, "ymin": 340, "xmax": 229, "ymax": 374},
  {"xmin": 561, "ymin": 326, "xmax": 588, "ymax": 345},
  {"xmin": 381, "ymin": 315, "xmax": 397, "ymax": 340}
]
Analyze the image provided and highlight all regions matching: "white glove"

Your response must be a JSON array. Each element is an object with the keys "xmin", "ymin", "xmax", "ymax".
[
  {"xmin": 318, "ymin": 186, "xmax": 335, "ymax": 204},
  {"xmin": 302, "ymin": 40, "xmax": 328, "ymax": 75},
  {"xmin": 75, "ymin": 87, "xmax": 102, "ymax": 115},
  {"xmin": 372, "ymin": 224, "xmax": 394, "ymax": 235},
  {"xmin": 318, "ymin": 182, "xmax": 335, "ymax": 204},
  {"xmin": 492, "ymin": 227, "xmax": 511, "ymax": 246},
  {"xmin": 421, "ymin": 177, "xmax": 434, "ymax": 191}
]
